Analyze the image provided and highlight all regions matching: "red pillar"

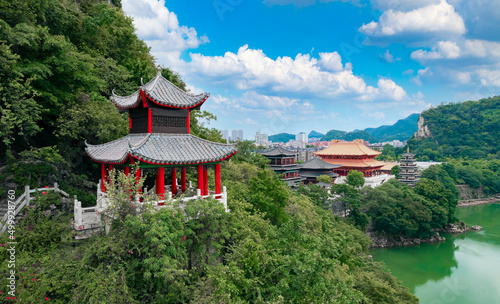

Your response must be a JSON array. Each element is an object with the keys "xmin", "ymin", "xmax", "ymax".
[
  {"xmin": 181, "ymin": 167, "xmax": 187, "ymax": 192},
  {"xmin": 125, "ymin": 166, "xmax": 130, "ymax": 176},
  {"xmin": 197, "ymin": 165, "xmax": 204, "ymax": 195},
  {"xmin": 215, "ymin": 163, "xmax": 221, "ymax": 195},
  {"xmin": 187, "ymin": 109, "xmax": 190, "ymax": 134},
  {"xmin": 101, "ymin": 163, "xmax": 106, "ymax": 192},
  {"xmin": 156, "ymin": 167, "xmax": 165, "ymax": 199},
  {"xmin": 203, "ymin": 166, "xmax": 208, "ymax": 195},
  {"xmin": 129, "ymin": 113, "xmax": 132, "ymax": 130},
  {"xmin": 171, "ymin": 168, "xmax": 177, "ymax": 196},
  {"xmin": 148, "ymin": 108, "xmax": 152, "ymax": 133}
]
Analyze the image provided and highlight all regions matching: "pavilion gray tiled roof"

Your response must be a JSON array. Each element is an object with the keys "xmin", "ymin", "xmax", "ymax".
[
  {"xmin": 261, "ymin": 146, "xmax": 297, "ymax": 157},
  {"xmin": 110, "ymin": 67, "xmax": 209, "ymax": 109},
  {"xmin": 85, "ymin": 133, "xmax": 237, "ymax": 165},
  {"xmin": 299, "ymin": 157, "xmax": 341, "ymax": 170}
]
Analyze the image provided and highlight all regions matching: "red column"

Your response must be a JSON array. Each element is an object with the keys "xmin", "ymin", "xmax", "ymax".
[
  {"xmin": 171, "ymin": 168, "xmax": 177, "ymax": 197},
  {"xmin": 187, "ymin": 110, "xmax": 190, "ymax": 134},
  {"xmin": 125, "ymin": 166, "xmax": 130, "ymax": 176},
  {"xmin": 148, "ymin": 108, "xmax": 152, "ymax": 133},
  {"xmin": 203, "ymin": 166, "xmax": 208, "ymax": 195},
  {"xmin": 156, "ymin": 167, "xmax": 165, "ymax": 199},
  {"xmin": 215, "ymin": 163, "xmax": 221, "ymax": 195},
  {"xmin": 129, "ymin": 113, "xmax": 132, "ymax": 130},
  {"xmin": 181, "ymin": 167, "xmax": 187, "ymax": 192},
  {"xmin": 101, "ymin": 163, "xmax": 106, "ymax": 192},
  {"xmin": 198, "ymin": 165, "xmax": 204, "ymax": 195}
]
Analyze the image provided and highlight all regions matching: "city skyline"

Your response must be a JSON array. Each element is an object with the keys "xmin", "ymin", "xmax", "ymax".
[{"xmin": 122, "ymin": 0, "xmax": 500, "ymax": 136}]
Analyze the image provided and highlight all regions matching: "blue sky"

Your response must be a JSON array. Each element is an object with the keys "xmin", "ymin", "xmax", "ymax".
[{"xmin": 122, "ymin": 0, "xmax": 500, "ymax": 139}]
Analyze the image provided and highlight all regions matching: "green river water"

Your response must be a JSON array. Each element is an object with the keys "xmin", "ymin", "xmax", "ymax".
[{"xmin": 370, "ymin": 203, "xmax": 500, "ymax": 304}]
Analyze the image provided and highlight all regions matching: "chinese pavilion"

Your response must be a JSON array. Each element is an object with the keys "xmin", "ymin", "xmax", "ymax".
[
  {"xmin": 299, "ymin": 157, "xmax": 340, "ymax": 184},
  {"xmin": 85, "ymin": 67, "xmax": 237, "ymax": 202},
  {"xmin": 398, "ymin": 148, "xmax": 419, "ymax": 187},
  {"xmin": 315, "ymin": 139, "xmax": 385, "ymax": 177},
  {"xmin": 260, "ymin": 146, "xmax": 303, "ymax": 185}
]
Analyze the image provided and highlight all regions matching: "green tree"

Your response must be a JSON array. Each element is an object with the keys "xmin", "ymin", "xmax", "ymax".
[
  {"xmin": 317, "ymin": 174, "xmax": 333, "ymax": 184},
  {"xmin": 347, "ymin": 170, "xmax": 365, "ymax": 188},
  {"xmin": 248, "ymin": 170, "xmax": 290, "ymax": 226},
  {"xmin": 391, "ymin": 165, "xmax": 400, "ymax": 178}
]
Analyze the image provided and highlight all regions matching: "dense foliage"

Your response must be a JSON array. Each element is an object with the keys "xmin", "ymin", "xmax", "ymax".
[
  {"xmin": 0, "ymin": 157, "xmax": 418, "ymax": 303},
  {"xmin": 0, "ymin": 0, "xmax": 188, "ymax": 172},
  {"xmin": 360, "ymin": 179, "xmax": 455, "ymax": 239},
  {"xmin": 407, "ymin": 96, "xmax": 500, "ymax": 160}
]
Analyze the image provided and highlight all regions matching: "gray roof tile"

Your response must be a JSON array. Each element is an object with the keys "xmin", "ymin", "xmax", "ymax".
[
  {"xmin": 261, "ymin": 146, "xmax": 297, "ymax": 157},
  {"xmin": 110, "ymin": 68, "xmax": 209, "ymax": 109},
  {"xmin": 86, "ymin": 133, "xmax": 237, "ymax": 165},
  {"xmin": 299, "ymin": 157, "xmax": 341, "ymax": 170}
]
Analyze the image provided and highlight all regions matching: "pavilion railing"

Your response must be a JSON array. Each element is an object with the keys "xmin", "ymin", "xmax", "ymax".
[
  {"xmin": 73, "ymin": 196, "xmax": 102, "ymax": 231},
  {"xmin": 1, "ymin": 183, "xmax": 69, "ymax": 234},
  {"xmin": 77, "ymin": 180, "xmax": 229, "ymax": 229}
]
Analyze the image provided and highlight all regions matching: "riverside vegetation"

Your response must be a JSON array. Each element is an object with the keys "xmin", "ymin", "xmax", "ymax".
[{"xmin": 0, "ymin": 0, "xmax": 419, "ymax": 303}]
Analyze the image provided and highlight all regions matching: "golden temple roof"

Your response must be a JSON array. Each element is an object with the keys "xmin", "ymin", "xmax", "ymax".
[{"xmin": 315, "ymin": 139, "xmax": 381, "ymax": 157}]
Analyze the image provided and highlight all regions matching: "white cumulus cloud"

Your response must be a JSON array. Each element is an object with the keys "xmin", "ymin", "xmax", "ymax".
[
  {"xmin": 121, "ymin": 0, "xmax": 208, "ymax": 66},
  {"xmin": 360, "ymin": 1, "xmax": 465, "ymax": 41}
]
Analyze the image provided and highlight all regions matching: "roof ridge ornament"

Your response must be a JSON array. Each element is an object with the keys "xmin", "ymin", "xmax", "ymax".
[{"xmin": 140, "ymin": 77, "xmax": 144, "ymax": 86}]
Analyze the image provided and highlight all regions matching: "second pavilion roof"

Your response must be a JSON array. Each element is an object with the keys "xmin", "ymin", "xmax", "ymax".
[
  {"xmin": 111, "ymin": 68, "xmax": 209, "ymax": 110},
  {"xmin": 85, "ymin": 133, "xmax": 237, "ymax": 165},
  {"xmin": 315, "ymin": 139, "xmax": 381, "ymax": 157}
]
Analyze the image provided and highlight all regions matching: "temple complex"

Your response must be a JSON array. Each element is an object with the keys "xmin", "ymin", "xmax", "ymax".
[
  {"xmin": 299, "ymin": 157, "xmax": 340, "ymax": 185},
  {"xmin": 83, "ymin": 67, "xmax": 237, "ymax": 212},
  {"xmin": 260, "ymin": 147, "xmax": 303, "ymax": 186},
  {"xmin": 315, "ymin": 139, "xmax": 385, "ymax": 177},
  {"xmin": 398, "ymin": 148, "xmax": 419, "ymax": 187}
]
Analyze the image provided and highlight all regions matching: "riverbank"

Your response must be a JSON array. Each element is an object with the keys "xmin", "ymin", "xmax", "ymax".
[
  {"xmin": 368, "ymin": 222, "xmax": 482, "ymax": 248},
  {"xmin": 370, "ymin": 203, "xmax": 500, "ymax": 304},
  {"xmin": 367, "ymin": 231, "xmax": 445, "ymax": 248},
  {"xmin": 458, "ymin": 194, "xmax": 500, "ymax": 207}
]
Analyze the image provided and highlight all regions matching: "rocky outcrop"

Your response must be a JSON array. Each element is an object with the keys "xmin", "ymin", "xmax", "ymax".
[
  {"xmin": 414, "ymin": 115, "xmax": 432, "ymax": 139},
  {"xmin": 439, "ymin": 222, "xmax": 468, "ymax": 233},
  {"xmin": 367, "ymin": 231, "xmax": 445, "ymax": 248},
  {"xmin": 456, "ymin": 184, "xmax": 486, "ymax": 200}
]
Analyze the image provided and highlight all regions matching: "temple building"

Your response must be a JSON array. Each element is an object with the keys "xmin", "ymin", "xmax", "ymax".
[
  {"xmin": 260, "ymin": 146, "xmax": 303, "ymax": 186},
  {"xmin": 299, "ymin": 157, "xmax": 340, "ymax": 185},
  {"xmin": 315, "ymin": 139, "xmax": 385, "ymax": 177},
  {"xmin": 85, "ymin": 67, "xmax": 237, "ymax": 207},
  {"xmin": 398, "ymin": 148, "xmax": 419, "ymax": 187}
]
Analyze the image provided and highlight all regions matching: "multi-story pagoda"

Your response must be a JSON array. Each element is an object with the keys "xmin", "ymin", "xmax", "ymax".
[
  {"xmin": 85, "ymin": 67, "xmax": 237, "ymax": 203},
  {"xmin": 315, "ymin": 139, "xmax": 385, "ymax": 177},
  {"xmin": 260, "ymin": 146, "xmax": 303, "ymax": 186},
  {"xmin": 299, "ymin": 157, "xmax": 340, "ymax": 185},
  {"xmin": 398, "ymin": 148, "xmax": 419, "ymax": 187}
]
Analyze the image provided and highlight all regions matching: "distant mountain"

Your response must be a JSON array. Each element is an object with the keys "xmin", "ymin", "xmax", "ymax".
[
  {"xmin": 408, "ymin": 96, "xmax": 500, "ymax": 160},
  {"xmin": 321, "ymin": 129, "xmax": 347, "ymax": 141},
  {"xmin": 365, "ymin": 113, "xmax": 419, "ymax": 142},
  {"xmin": 269, "ymin": 133, "xmax": 295, "ymax": 143},
  {"xmin": 308, "ymin": 130, "xmax": 324, "ymax": 138},
  {"xmin": 342, "ymin": 130, "xmax": 378, "ymax": 142}
]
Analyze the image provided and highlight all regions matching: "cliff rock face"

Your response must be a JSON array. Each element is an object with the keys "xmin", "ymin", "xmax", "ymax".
[{"xmin": 414, "ymin": 115, "xmax": 432, "ymax": 139}]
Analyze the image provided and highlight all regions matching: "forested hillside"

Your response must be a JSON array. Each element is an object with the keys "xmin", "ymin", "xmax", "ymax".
[
  {"xmin": 320, "ymin": 113, "xmax": 418, "ymax": 143},
  {"xmin": 268, "ymin": 132, "xmax": 295, "ymax": 143},
  {"xmin": 0, "ymin": 0, "xmax": 185, "ymax": 172},
  {"xmin": 365, "ymin": 113, "xmax": 419, "ymax": 142},
  {"xmin": 407, "ymin": 96, "xmax": 500, "ymax": 160}
]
